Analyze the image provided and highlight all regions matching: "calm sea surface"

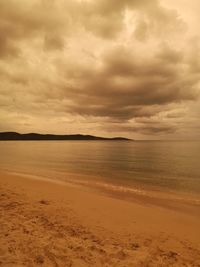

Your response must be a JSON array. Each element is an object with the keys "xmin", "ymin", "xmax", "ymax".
[{"xmin": 0, "ymin": 141, "xmax": 200, "ymax": 195}]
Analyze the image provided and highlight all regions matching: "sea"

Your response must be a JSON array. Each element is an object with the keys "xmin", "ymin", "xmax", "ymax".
[{"xmin": 0, "ymin": 141, "xmax": 200, "ymax": 202}]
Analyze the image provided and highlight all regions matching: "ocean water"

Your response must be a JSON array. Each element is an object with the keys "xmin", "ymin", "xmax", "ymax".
[{"xmin": 0, "ymin": 141, "xmax": 200, "ymax": 196}]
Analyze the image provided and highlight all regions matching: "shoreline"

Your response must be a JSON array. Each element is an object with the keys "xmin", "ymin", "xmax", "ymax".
[
  {"xmin": 0, "ymin": 171, "xmax": 200, "ymax": 266},
  {"xmin": 3, "ymin": 169, "xmax": 200, "ymax": 216}
]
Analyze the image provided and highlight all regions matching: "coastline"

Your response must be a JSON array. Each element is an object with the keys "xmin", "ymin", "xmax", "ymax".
[
  {"xmin": 3, "ymin": 169, "xmax": 200, "ymax": 216},
  {"xmin": 0, "ymin": 171, "xmax": 200, "ymax": 266}
]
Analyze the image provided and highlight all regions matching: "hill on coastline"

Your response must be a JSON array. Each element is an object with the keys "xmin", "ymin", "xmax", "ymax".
[{"xmin": 0, "ymin": 132, "xmax": 132, "ymax": 141}]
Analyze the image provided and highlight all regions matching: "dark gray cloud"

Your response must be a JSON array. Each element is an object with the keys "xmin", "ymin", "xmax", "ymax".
[
  {"xmin": 55, "ymin": 45, "xmax": 199, "ymax": 122},
  {"xmin": 0, "ymin": 0, "xmax": 68, "ymax": 57},
  {"xmin": 0, "ymin": 0, "xmax": 200, "ymax": 138},
  {"xmin": 0, "ymin": 0, "xmax": 185, "ymax": 57},
  {"xmin": 106, "ymin": 123, "xmax": 177, "ymax": 135}
]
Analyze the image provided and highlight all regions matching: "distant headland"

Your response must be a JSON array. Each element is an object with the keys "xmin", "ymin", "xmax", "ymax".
[{"xmin": 0, "ymin": 132, "xmax": 132, "ymax": 141}]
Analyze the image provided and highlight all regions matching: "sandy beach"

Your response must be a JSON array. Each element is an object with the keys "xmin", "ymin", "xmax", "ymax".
[{"xmin": 0, "ymin": 171, "xmax": 200, "ymax": 267}]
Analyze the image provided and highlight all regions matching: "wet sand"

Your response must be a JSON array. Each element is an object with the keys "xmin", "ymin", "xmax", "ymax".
[{"xmin": 0, "ymin": 171, "xmax": 200, "ymax": 267}]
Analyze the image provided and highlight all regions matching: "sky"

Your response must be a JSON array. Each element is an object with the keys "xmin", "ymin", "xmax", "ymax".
[{"xmin": 0, "ymin": 0, "xmax": 200, "ymax": 140}]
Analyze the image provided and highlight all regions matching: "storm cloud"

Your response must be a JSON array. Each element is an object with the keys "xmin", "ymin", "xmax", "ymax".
[{"xmin": 0, "ymin": 0, "xmax": 200, "ymax": 139}]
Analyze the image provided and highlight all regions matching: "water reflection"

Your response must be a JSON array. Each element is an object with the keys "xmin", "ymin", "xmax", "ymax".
[{"xmin": 0, "ymin": 141, "xmax": 200, "ymax": 194}]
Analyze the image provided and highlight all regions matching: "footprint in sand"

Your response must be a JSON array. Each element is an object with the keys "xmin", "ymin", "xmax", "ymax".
[
  {"xmin": 39, "ymin": 200, "xmax": 50, "ymax": 205},
  {"xmin": 129, "ymin": 242, "xmax": 140, "ymax": 250},
  {"xmin": 35, "ymin": 255, "xmax": 45, "ymax": 265}
]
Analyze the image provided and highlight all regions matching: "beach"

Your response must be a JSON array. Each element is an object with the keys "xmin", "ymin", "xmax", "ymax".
[
  {"xmin": 1, "ymin": 0, "xmax": 200, "ymax": 265},
  {"xmin": 0, "ymin": 171, "xmax": 200, "ymax": 267}
]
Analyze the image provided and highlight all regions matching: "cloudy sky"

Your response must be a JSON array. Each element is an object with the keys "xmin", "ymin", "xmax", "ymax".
[{"xmin": 0, "ymin": 0, "xmax": 200, "ymax": 139}]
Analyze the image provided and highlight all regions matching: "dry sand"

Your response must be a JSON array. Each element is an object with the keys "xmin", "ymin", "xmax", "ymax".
[{"xmin": 0, "ymin": 171, "xmax": 200, "ymax": 267}]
